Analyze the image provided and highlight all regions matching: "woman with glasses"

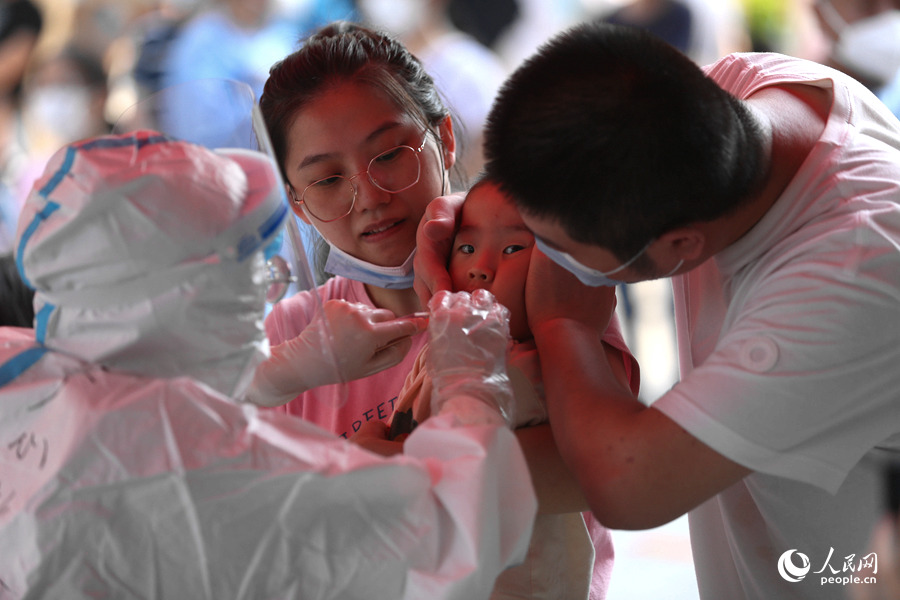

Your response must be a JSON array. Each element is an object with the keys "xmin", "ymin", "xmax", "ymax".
[
  {"xmin": 248, "ymin": 21, "xmax": 456, "ymax": 438},
  {"xmin": 248, "ymin": 21, "xmax": 619, "ymax": 599}
]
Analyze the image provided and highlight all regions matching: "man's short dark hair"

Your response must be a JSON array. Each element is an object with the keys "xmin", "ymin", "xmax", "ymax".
[{"xmin": 485, "ymin": 22, "xmax": 765, "ymax": 260}]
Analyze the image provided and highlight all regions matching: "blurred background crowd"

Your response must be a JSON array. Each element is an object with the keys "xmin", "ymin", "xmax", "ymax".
[{"xmin": 2, "ymin": 0, "xmax": 899, "ymax": 260}]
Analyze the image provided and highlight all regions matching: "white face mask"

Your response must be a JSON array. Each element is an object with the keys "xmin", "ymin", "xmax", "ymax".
[
  {"xmin": 298, "ymin": 202, "xmax": 418, "ymax": 289},
  {"xmin": 357, "ymin": 0, "xmax": 427, "ymax": 36},
  {"xmin": 324, "ymin": 242, "xmax": 416, "ymax": 289},
  {"xmin": 534, "ymin": 237, "xmax": 643, "ymax": 287},
  {"xmin": 27, "ymin": 85, "xmax": 94, "ymax": 143},
  {"xmin": 826, "ymin": 8, "xmax": 900, "ymax": 86},
  {"xmin": 534, "ymin": 236, "xmax": 683, "ymax": 286}
]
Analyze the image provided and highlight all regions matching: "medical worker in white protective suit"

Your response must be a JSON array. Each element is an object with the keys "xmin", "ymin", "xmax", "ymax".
[{"xmin": 0, "ymin": 129, "xmax": 536, "ymax": 599}]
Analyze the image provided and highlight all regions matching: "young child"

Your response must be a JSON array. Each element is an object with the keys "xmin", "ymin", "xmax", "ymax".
[{"xmin": 390, "ymin": 177, "xmax": 640, "ymax": 599}]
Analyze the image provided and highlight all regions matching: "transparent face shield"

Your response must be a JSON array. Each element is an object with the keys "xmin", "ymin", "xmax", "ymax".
[{"xmin": 112, "ymin": 78, "xmax": 347, "ymax": 406}]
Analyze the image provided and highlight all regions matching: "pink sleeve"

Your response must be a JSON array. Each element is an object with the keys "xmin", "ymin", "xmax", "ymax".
[
  {"xmin": 264, "ymin": 291, "xmax": 317, "ymax": 345},
  {"xmin": 600, "ymin": 313, "xmax": 640, "ymax": 397}
]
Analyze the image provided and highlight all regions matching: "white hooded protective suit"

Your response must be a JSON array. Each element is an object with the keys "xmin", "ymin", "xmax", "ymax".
[{"xmin": 0, "ymin": 131, "xmax": 536, "ymax": 599}]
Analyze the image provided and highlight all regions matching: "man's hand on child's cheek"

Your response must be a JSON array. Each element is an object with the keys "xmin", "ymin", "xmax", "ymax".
[
  {"xmin": 414, "ymin": 193, "xmax": 466, "ymax": 305},
  {"xmin": 349, "ymin": 421, "xmax": 404, "ymax": 457}
]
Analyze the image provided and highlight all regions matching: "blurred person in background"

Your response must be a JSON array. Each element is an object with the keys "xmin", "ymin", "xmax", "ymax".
[
  {"xmin": 445, "ymin": 0, "xmax": 520, "ymax": 50},
  {"xmin": 881, "ymin": 68, "xmax": 900, "ymax": 118},
  {"xmin": 129, "ymin": 0, "xmax": 355, "ymax": 103},
  {"xmin": 0, "ymin": 0, "xmax": 41, "ymax": 252},
  {"xmin": 162, "ymin": 0, "xmax": 299, "ymax": 102},
  {"xmin": 0, "ymin": 250, "xmax": 32, "ymax": 327},
  {"xmin": 680, "ymin": 0, "xmax": 748, "ymax": 63},
  {"xmin": 158, "ymin": 0, "xmax": 296, "ymax": 142},
  {"xmin": 586, "ymin": 0, "xmax": 749, "ymax": 64},
  {"xmin": 357, "ymin": 0, "xmax": 508, "ymax": 181},
  {"xmin": 61, "ymin": 0, "xmax": 141, "ymax": 68},
  {"xmin": 98, "ymin": 0, "xmax": 204, "ymax": 133},
  {"xmin": 599, "ymin": 0, "xmax": 695, "ymax": 55},
  {"xmin": 15, "ymin": 44, "xmax": 110, "ymax": 208},
  {"xmin": 125, "ymin": 0, "xmax": 205, "ymax": 102},
  {"xmin": 0, "ymin": 0, "xmax": 40, "ymax": 98},
  {"xmin": 850, "ymin": 461, "xmax": 900, "ymax": 600},
  {"xmin": 157, "ymin": 0, "xmax": 355, "ymax": 144},
  {"xmin": 812, "ymin": 0, "xmax": 900, "ymax": 115},
  {"xmin": 102, "ymin": 0, "xmax": 355, "ymax": 143}
]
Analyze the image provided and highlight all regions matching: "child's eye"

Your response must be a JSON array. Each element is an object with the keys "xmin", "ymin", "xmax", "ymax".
[
  {"xmin": 457, "ymin": 244, "xmax": 475, "ymax": 255},
  {"xmin": 503, "ymin": 244, "xmax": 526, "ymax": 255}
]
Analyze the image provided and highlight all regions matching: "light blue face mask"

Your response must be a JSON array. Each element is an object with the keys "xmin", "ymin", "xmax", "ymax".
[
  {"xmin": 324, "ymin": 242, "xmax": 416, "ymax": 289},
  {"xmin": 534, "ymin": 237, "xmax": 683, "ymax": 287},
  {"xmin": 297, "ymin": 200, "xmax": 417, "ymax": 289}
]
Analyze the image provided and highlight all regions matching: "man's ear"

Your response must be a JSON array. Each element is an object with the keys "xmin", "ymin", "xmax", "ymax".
[
  {"xmin": 287, "ymin": 184, "xmax": 310, "ymax": 224},
  {"xmin": 658, "ymin": 227, "xmax": 706, "ymax": 262},
  {"xmin": 437, "ymin": 115, "xmax": 457, "ymax": 170}
]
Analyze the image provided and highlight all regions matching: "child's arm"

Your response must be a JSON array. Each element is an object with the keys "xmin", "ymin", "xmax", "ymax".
[
  {"xmin": 516, "ymin": 424, "xmax": 588, "ymax": 513},
  {"xmin": 517, "ymin": 341, "xmax": 632, "ymax": 514}
]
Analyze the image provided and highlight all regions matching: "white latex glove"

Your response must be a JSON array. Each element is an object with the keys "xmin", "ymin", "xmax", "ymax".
[
  {"xmin": 244, "ymin": 299, "xmax": 427, "ymax": 407},
  {"xmin": 426, "ymin": 289, "xmax": 515, "ymax": 427}
]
